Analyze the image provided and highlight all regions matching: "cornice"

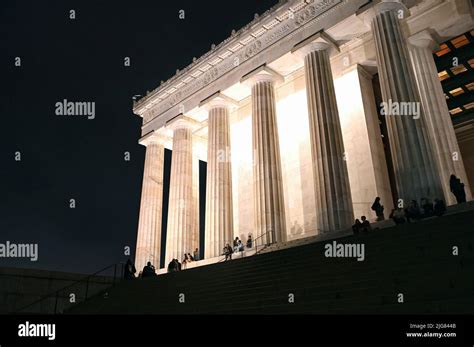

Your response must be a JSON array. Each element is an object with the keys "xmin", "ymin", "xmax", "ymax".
[{"xmin": 133, "ymin": 0, "xmax": 345, "ymax": 123}]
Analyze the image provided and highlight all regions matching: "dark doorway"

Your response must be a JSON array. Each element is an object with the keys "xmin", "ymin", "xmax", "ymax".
[
  {"xmin": 199, "ymin": 160, "xmax": 207, "ymax": 260},
  {"xmin": 372, "ymin": 74, "xmax": 398, "ymax": 206},
  {"xmin": 159, "ymin": 149, "xmax": 172, "ymax": 269}
]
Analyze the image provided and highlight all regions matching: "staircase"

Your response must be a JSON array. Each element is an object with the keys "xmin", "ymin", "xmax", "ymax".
[{"xmin": 67, "ymin": 209, "xmax": 474, "ymax": 314}]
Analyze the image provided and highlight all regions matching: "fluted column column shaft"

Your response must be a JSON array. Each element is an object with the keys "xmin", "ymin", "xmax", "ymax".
[
  {"xmin": 409, "ymin": 39, "xmax": 472, "ymax": 204},
  {"xmin": 165, "ymin": 127, "xmax": 196, "ymax": 263},
  {"xmin": 135, "ymin": 141, "xmax": 164, "ymax": 271},
  {"xmin": 371, "ymin": 4, "xmax": 443, "ymax": 203},
  {"xmin": 252, "ymin": 79, "xmax": 286, "ymax": 244},
  {"xmin": 205, "ymin": 106, "xmax": 234, "ymax": 258},
  {"xmin": 304, "ymin": 45, "xmax": 354, "ymax": 232}
]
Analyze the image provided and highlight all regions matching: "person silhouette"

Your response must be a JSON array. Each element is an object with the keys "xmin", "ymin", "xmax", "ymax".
[
  {"xmin": 450, "ymin": 174, "xmax": 466, "ymax": 204},
  {"xmin": 141, "ymin": 261, "xmax": 156, "ymax": 278},
  {"xmin": 371, "ymin": 197, "xmax": 385, "ymax": 221},
  {"xmin": 352, "ymin": 219, "xmax": 362, "ymax": 235},
  {"xmin": 124, "ymin": 259, "xmax": 136, "ymax": 280},
  {"xmin": 434, "ymin": 198, "xmax": 447, "ymax": 217}
]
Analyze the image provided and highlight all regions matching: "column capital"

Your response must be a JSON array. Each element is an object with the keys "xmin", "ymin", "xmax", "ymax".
[
  {"xmin": 408, "ymin": 30, "xmax": 439, "ymax": 51},
  {"xmin": 359, "ymin": 0, "xmax": 409, "ymax": 26},
  {"xmin": 199, "ymin": 92, "xmax": 238, "ymax": 112},
  {"xmin": 375, "ymin": 0, "xmax": 408, "ymax": 16},
  {"xmin": 165, "ymin": 114, "xmax": 201, "ymax": 132},
  {"xmin": 291, "ymin": 31, "xmax": 339, "ymax": 58},
  {"xmin": 240, "ymin": 65, "xmax": 283, "ymax": 87},
  {"xmin": 139, "ymin": 128, "xmax": 169, "ymax": 147}
]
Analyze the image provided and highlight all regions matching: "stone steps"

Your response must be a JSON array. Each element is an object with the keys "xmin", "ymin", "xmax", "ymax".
[{"xmin": 67, "ymin": 208, "xmax": 474, "ymax": 314}]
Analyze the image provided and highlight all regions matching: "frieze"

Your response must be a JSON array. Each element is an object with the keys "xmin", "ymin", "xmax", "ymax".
[{"xmin": 139, "ymin": 0, "xmax": 343, "ymax": 123}]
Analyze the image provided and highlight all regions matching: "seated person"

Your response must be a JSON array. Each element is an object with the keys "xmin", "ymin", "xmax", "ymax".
[
  {"xmin": 405, "ymin": 200, "xmax": 421, "ymax": 223},
  {"xmin": 237, "ymin": 239, "xmax": 244, "ymax": 252},
  {"xmin": 360, "ymin": 216, "xmax": 371, "ymax": 233},
  {"xmin": 141, "ymin": 261, "xmax": 157, "ymax": 278},
  {"xmin": 182, "ymin": 254, "xmax": 189, "ymax": 269},
  {"xmin": 421, "ymin": 198, "xmax": 434, "ymax": 218},
  {"xmin": 167, "ymin": 259, "xmax": 176, "ymax": 273},
  {"xmin": 389, "ymin": 208, "xmax": 406, "ymax": 225},
  {"xmin": 174, "ymin": 258, "xmax": 182, "ymax": 271},
  {"xmin": 246, "ymin": 234, "xmax": 253, "ymax": 248},
  {"xmin": 352, "ymin": 219, "xmax": 362, "ymax": 235},
  {"xmin": 433, "ymin": 199, "xmax": 447, "ymax": 217},
  {"xmin": 233, "ymin": 237, "xmax": 240, "ymax": 252}
]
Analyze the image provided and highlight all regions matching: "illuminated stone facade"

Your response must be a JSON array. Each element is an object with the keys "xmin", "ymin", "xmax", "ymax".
[{"xmin": 133, "ymin": 0, "xmax": 473, "ymax": 271}]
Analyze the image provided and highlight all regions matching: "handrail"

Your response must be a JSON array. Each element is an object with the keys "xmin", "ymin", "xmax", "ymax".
[
  {"xmin": 253, "ymin": 229, "xmax": 274, "ymax": 254},
  {"xmin": 14, "ymin": 262, "xmax": 125, "ymax": 314}
]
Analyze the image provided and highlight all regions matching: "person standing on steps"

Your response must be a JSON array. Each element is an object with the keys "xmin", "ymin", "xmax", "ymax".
[
  {"xmin": 224, "ymin": 243, "xmax": 233, "ymax": 261},
  {"xmin": 371, "ymin": 197, "xmax": 385, "ymax": 221},
  {"xmin": 124, "ymin": 259, "xmax": 136, "ymax": 280},
  {"xmin": 450, "ymin": 174, "xmax": 467, "ymax": 204}
]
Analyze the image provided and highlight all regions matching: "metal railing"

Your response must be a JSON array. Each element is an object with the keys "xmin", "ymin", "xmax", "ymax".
[
  {"xmin": 253, "ymin": 229, "xmax": 275, "ymax": 254},
  {"xmin": 14, "ymin": 262, "xmax": 125, "ymax": 314}
]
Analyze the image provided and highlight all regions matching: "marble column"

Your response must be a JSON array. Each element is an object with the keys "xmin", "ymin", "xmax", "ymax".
[
  {"xmin": 135, "ymin": 132, "xmax": 165, "ymax": 271},
  {"xmin": 202, "ymin": 94, "xmax": 235, "ymax": 258},
  {"xmin": 408, "ymin": 30, "xmax": 472, "ymax": 204},
  {"xmin": 370, "ymin": 1, "xmax": 443, "ymax": 204},
  {"xmin": 242, "ymin": 67, "xmax": 286, "ymax": 245},
  {"xmin": 299, "ymin": 42, "xmax": 354, "ymax": 232},
  {"xmin": 165, "ymin": 116, "xmax": 199, "ymax": 263}
]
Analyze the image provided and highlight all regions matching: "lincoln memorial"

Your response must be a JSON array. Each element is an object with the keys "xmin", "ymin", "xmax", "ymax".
[{"xmin": 132, "ymin": 0, "xmax": 473, "ymax": 272}]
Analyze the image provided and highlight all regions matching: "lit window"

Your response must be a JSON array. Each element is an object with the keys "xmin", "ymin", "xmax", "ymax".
[
  {"xmin": 466, "ymin": 82, "xmax": 474, "ymax": 91},
  {"xmin": 449, "ymin": 87, "xmax": 464, "ymax": 97},
  {"xmin": 464, "ymin": 102, "xmax": 474, "ymax": 110},
  {"xmin": 438, "ymin": 70, "xmax": 450, "ymax": 81},
  {"xmin": 468, "ymin": 59, "xmax": 474, "ymax": 69},
  {"xmin": 451, "ymin": 64, "xmax": 467, "ymax": 75},
  {"xmin": 435, "ymin": 43, "xmax": 451, "ymax": 57},
  {"xmin": 449, "ymin": 107, "xmax": 463, "ymax": 115},
  {"xmin": 451, "ymin": 35, "xmax": 469, "ymax": 48}
]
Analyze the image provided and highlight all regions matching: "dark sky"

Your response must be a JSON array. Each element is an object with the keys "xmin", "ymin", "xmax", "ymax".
[{"xmin": 0, "ymin": 0, "xmax": 278, "ymax": 274}]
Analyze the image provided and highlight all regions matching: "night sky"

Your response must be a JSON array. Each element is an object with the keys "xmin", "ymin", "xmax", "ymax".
[{"xmin": 1, "ymin": 0, "xmax": 278, "ymax": 274}]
